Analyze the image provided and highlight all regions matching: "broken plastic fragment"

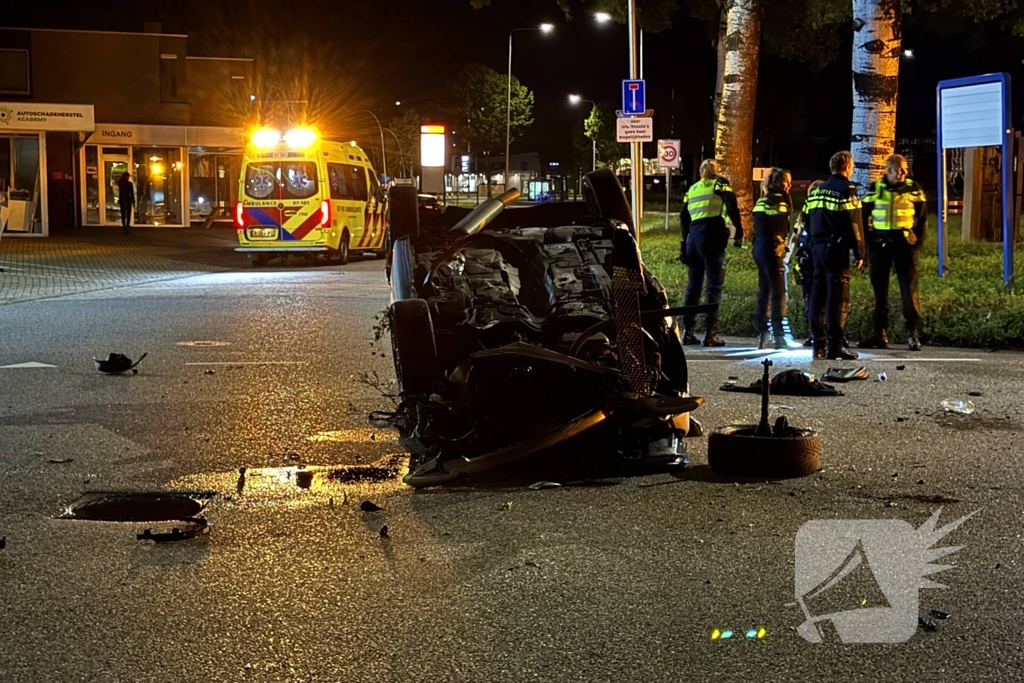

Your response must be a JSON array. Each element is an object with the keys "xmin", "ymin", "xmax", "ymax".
[
  {"xmin": 710, "ymin": 629, "xmax": 721, "ymax": 640},
  {"xmin": 528, "ymin": 481, "xmax": 562, "ymax": 490}
]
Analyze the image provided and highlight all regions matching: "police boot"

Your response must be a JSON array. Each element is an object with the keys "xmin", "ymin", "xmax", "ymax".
[
  {"xmin": 859, "ymin": 329, "xmax": 889, "ymax": 349},
  {"xmin": 758, "ymin": 331, "xmax": 774, "ymax": 350},
  {"xmin": 682, "ymin": 327, "xmax": 699, "ymax": 345},
  {"xmin": 778, "ymin": 318, "xmax": 803, "ymax": 349},
  {"xmin": 827, "ymin": 345, "xmax": 859, "ymax": 361},
  {"xmin": 908, "ymin": 331, "xmax": 922, "ymax": 352},
  {"xmin": 703, "ymin": 327, "xmax": 726, "ymax": 347}
]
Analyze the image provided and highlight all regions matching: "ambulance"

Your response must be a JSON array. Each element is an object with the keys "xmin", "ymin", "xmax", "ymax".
[{"xmin": 234, "ymin": 126, "xmax": 387, "ymax": 266}]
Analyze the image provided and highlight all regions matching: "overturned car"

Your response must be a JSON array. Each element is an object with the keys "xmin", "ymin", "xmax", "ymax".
[{"xmin": 379, "ymin": 170, "xmax": 707, "ymax": 487}]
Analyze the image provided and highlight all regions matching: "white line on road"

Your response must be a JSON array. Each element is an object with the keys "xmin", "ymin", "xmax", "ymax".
[
  {"xmin": 870, "ymin": 358, "xmax": 982, "ymax": 362},
  {"xmin": 0, "ymin": 362, "xmax": 57, "ymax": 369},
  {"xmin": 184, "ymin": 361, "xmax": 306, "ymax": 366}
]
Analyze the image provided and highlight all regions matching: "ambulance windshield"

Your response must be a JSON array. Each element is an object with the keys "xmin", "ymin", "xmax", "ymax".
[{"xmin": 244, "ymin": 162, "xmax": 319, "ymax": 200}]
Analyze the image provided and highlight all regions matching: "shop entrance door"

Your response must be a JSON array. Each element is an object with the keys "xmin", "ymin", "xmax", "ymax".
[{"xmin": 99, "ymin": 152, "xmax": 130, "ymax": 226}]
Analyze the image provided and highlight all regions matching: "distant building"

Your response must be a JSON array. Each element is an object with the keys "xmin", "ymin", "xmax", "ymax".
[{"xmin": 0, "ymin": 24, "xmax": 253, "ymax": 236}]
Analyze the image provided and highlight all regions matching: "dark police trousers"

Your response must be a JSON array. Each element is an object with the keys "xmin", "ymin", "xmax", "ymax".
[
  {"xmin": 868, "ymin": 234, "xmax": 920, "ymax": 335},
  {"xmin": 809, "ymin": 242, "xmax": 852, "ymax": 349},
  {"xmin": 682, "ymin": 224, "xmax": 728, "ymax": 330},
  {"xmin": 753, "ymin": 238, "xmax": 787, "ymax": 336}
]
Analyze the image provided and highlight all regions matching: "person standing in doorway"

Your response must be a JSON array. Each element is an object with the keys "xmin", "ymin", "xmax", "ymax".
[
  {"xmin": 117, "ymin": 172, "xmax": 135, "ymax": 235},
  {"xmin": 678, "ymin": 158, "xmax": 743, "ymax": 347}
]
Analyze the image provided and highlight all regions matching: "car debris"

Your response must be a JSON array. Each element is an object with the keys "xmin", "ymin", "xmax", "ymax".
[
  {"xmin": 137, "ymin": 517, "xmax": 211, "ymax": 543},
  {"xmin": 379, "ymin": 525, "xmax": 390, "ymax": 539},
  {"xmin": 47, "ymin": 458, "xmax": 74, "ymax": 464},
  {"xmin": 375, "ymin": 171, "xmax": 706, "ymax": 487},
  {"xmin": 528, "ymin": 481, "xmax": 562, "ymax": 490},
  {"xmin": 236, "ymin": 466, "xmax": 247, "ymax": 495},
  {"xmin": 360, "ymin": 500, "xmax": 383, "ymax": 512},
  {"xmin": 821, "ymin": 366, "xmax": 868, "ymax": 382},
  {"xmin": 93, "ymin": 352, "xmax": 148, "ymax": 375},
  {"xmin": 721, "ymin": 369, "xmax": 842, "ymax": 396},
  {"xmin": 0, "ymin": 536, "xmax": 5, "ymax": 550}
]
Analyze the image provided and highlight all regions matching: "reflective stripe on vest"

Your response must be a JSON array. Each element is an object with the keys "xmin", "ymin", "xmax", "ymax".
[
  {"xmin": 867, "ymin": 179, "xmax": 923, "ymax": 232},
  {"xmin": 686, "ymin": 179, "xmax": 724, "ymax": 221},
  {"xmin": 753, "ymin": 197, "xmax": 789, "ymax": 216}
]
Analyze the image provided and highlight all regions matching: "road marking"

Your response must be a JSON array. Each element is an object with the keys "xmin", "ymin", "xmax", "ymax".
[
  {"xmin": 176, "ymin": 341, "xmax": 232, "ymax": 347},
  {"xmin": 185, "ymin": 361, "xmax": 306, "ymax": 366},
  {"xmin": 0, "ymin": 362, "xmax": 57, "ymax": 368},
  {"xmin": 871, "ymin": 358, "xmax": 982, "ymax": 362}
]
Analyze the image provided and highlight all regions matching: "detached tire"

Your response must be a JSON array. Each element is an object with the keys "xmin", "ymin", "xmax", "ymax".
[
  {"xmin": 707, "ymin": 425, "xmax": 821, "ymax": 479},
  {"xmin": 390, "ymin": 299, "xmax": 438, "ymax": 395},
  {"xmin": 388, "ymin": 186, "xmax": 420, "ymax": 240},
  {"xmin": 583, "ymin": 168, "xmax": 634, "ymax": 232}
]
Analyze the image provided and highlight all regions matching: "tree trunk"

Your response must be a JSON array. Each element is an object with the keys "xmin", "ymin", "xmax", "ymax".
[
  {"xmin": 712, "ymin": 1, "xmax": 727, "ymax": 142},
  {"xmin": 851, "ymin": 0, "xmax": 901, "ymax": 193},
  {"xmin": 714, "ymin": 0, "xmax": 761, "ymax": 240}
]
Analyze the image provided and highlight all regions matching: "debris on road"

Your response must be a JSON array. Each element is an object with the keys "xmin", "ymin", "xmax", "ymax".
[
  {"xmin": 529, "ymin": 481, "xmax": 562, "ymax": 490},
  {"xmin": 47, "ymin": 458, "xmax": 73, "ymax": 464},
  {"xmin": 968, "ymin": 390, "xmax": 983, "ymax": 397},
  {"xmin": 931, "ymin": 609, "xmax": 950, "ymax": 620},
  {"xmin": 137, "ymin": 518, "xmax": 211, "ymax": 543},
  {"xmin": 721, "ymin": 369, "xmax": 842, "ymax": 396},
  {"xmin": 360, "ymin": 500, "xmax": 382, "ymax": 512},
  {"xmin": 204, "ymin": 369, "xmax": 215, "ymax": 375},
  {"xmin": 93, "ymin": 352, "xmax": 148, "ymax": 375},
  {"xmin": 941, "ymin": 399, "xmax": 976, "ymax": 415},
  {"xmin": 379, "ymin": 525, "xmax": 389, "ymax": 539},
  {"xmin": 896, "ymin": 365, "xmax": 907, "ymax": 371},
  {"xmin": 236, "ymin": 466, "xmax": 247, "ymax": 495},
  {"xmin": 822, "ymin": 366, "xmax": 868, "ymax": 382},
  {"xmin": 878, "ymin": 372, "xmax": 887, "ymax": 382},
  {"xmin": 0, "ymin": 537, "xmax": 5, "ymax": 550},
  {"xmin": 295, "ymin": 469, "xmax": 313, "ymax": 489},
  {"xmin": 918, "ymin": 616, "xmax": 938, "ymax": 632},
  {"xmin": 502, "ymin": 501, "xmax": 513, "ymax": 511}
]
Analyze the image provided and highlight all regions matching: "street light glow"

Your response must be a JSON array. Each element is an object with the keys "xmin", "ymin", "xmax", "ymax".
[
  {"xmin": 904, "ymin": 48, "xmax": 914, "ymax": 58},
  {"xmin": 540, "ymin": 23, "xmax": 554, "ymax": 33},
  {"xmin": 595, "ymin": 12, "xmax": 612, "ymax": 23},
  {"xmin": 569, "ymin": 94, "xmax": 582, "ymax": 105}
]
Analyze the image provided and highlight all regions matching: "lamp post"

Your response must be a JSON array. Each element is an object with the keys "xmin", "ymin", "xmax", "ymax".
[
  {"xmin": 506, "ymin": 23, "xmax": 554, "ymax": 191},
  {"xmin": 361, "ymin": 109, "xmax": 388, "ymax": 183},
  {"xmin": 569, "ymin": 94, "xmax": 597, "ymax": 172}
]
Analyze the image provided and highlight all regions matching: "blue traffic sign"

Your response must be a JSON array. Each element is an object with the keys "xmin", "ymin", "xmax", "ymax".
[{"xmin": 622, "ymin": 79, "xmax": 646, "ymax": 116}]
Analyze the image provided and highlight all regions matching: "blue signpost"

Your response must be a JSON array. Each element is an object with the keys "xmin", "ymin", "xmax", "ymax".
[
  {"xmin": 622, "ymin": 79, "xmax": 646, "ymax": 116},
  {"xmin": 936, "ymin": 73, "xmax": 1014, "ymax": 288}
]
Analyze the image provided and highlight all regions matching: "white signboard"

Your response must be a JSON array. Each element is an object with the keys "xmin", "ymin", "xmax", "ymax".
[
  {"xmin": 0, "ymin": 102, "xmax": 94, "ymax": 132},
  {"xmin": 658, "ymin": 139, "xmax": 680, "ymax": 168},
  {"xmin": 617, "ymin": 117, "xmax": 653, "ymax": 143},
  {"xmin": 940, "ymin": 81, "xmax": 1004, "ymax": 149}
]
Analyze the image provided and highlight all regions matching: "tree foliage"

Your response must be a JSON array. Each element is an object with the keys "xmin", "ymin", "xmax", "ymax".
[
  {"xmin": 384, "ymin": 108, "xmax": 422, "ymax": 178},
  {"xmin": 442, "ymin": 64, "xmax": 535, "ymax": 155},
  {"xmin": 584, "ymin": 102, "xmax": 630, "ymax": 166}
]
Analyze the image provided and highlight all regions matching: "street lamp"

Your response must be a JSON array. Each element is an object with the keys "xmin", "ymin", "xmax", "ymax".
[
  {"xmin": 903, "ymin": 48, "xmax": 914, "ymax": 58},
  {"xmin": 505, "ymin": 23, "xmax": 554, "ymax": 190},
  {"xmin": 594, "ymin": 11, "xmax": 613, "ymax": 23},
  {"xmin": 361, "ymin": 109, "xmax": 388, "ymax": 183},
  {"xmin": 568, "ymin": 94, "xmax": 597, "ymax": 172}
]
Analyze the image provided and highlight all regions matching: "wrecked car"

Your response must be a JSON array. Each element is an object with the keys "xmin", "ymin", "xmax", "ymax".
[{"xmin": 378, "ymin": 170, "xmax": 707, "ymax": 487}]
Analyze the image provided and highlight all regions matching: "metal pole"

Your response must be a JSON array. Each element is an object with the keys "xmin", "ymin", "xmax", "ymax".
[
  {"xmin": 627, "ymin": 0, "xmax": 642, "ymax": 243},
  {"xmin": 664, "ymin": 167, "xmax": 670, "ymax": 232},
  {"xmin": 384, "ymin": 128, "xmax": 405, "ymax": 178},
  {"xmin": 505, "ymin": 31, "xmax": 513, "ymax": 192},
  {"xmin": 592, "ymin": 139, "xmax": 597, "ymax": 172},
  {"xmin": 362, "ymin": 110, "xmax": 387, "ymax": 182}
]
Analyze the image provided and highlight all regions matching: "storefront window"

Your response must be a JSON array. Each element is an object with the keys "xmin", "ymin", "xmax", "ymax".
[
  {"xmin": 189, "ymin": 151, "xmax": 240, "ymax": 222},
  {"xmin": 133, "ymin": 147, "xmax": 182, "ymax": 226},
  {"xmin": 1, "ymin": 134, "xmax": 42, "ymax": 234},
  {"xmin": 85, "ymin": 146, "xmax": 99, "ymax": 224}
]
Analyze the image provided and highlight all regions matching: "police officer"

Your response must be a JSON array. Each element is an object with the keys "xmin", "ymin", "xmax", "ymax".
[
  {"xmin": 679, "ymin": 159, "xmax": 743, "ymax": 347},
  {"xmin": 859, "ymin": 154, "xmax": 927, "ymax": 351},
  {"xmin": 806, "ymin": 151, "xmax": 865, "ymax": 360},
  {"xmin": 792, "ymin": 180, "xmax": 824, "ymax": 347},
  {"xmin": 752, "ymin": 167, "xmax": 794, "ymax": 349}
]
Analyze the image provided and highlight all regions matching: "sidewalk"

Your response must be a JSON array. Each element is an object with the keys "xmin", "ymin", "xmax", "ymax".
[{"xmin": 0, "ymin": 227, "xmax": 248, "ymax": 305}]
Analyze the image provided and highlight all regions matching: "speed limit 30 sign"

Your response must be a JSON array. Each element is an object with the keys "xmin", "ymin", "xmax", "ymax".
[{"xmin": 658, "ymin": 139, "xmax": 681, "ymax": 169}]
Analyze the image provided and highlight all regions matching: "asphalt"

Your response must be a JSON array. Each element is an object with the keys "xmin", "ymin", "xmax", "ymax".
[{"xmin": 0, "ymin": 240, "xmax": 1022, "ymax": 682}]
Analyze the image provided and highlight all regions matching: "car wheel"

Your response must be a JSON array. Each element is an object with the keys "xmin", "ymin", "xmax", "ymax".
[
  {"xmin": 335, "ymin": 231, "xmax": 350, "ymax": 265},
  {"xmin": 390, "ymin": 298, "xmax": 438, "ymax": 395},
  {"xmin": 252, "ymin": 253, "xmax": 270, "ymax": 267},
  {"xmin": 707, "ymin": 425, "xmax": 821, "ymax": 479},
  {"xmin": 583, "ymin": 168, "xmax": 634, "ymax": 232},
  {"xmin": 388, "ymin": 186, "xmax": 420, "ymax": 240}
]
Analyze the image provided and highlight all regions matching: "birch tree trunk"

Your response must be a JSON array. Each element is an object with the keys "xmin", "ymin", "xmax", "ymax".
[
  {"xmin": 851, "ymin": 0, "xmax": 902, "ymax": 193},
  {"xmin": 714, "ymin": 0, "xmax": 761, "ymax": 240},
  {"xmin": 712, "ymin": 1, "xmax": 727, "ymax": 139}
]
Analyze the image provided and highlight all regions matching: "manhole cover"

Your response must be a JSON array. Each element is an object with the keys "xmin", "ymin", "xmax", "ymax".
[
  {"xmin": 60, "ymin": 492, "xmax": 216, "ymax": 522},
  {"xmin": 176, "ymin": 341, "xmax": 231, "ymax": 347}
]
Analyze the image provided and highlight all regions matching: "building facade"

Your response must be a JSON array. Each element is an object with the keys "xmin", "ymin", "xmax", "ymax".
[{"xmin": 0, "ymin": 25, "xmax": 252, "ymax": 236}]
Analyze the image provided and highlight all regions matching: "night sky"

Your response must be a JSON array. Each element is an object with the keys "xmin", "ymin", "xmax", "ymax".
[{"xmin": 7, "ymin": 1, "xmax": 1024, "ymax": 173}]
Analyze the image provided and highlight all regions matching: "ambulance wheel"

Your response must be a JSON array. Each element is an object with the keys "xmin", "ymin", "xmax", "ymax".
[
  {"xmin": 335, "ymin": 231, "xmax": 350, "ymax": 265},
  {"xmin": 252, "ymin": 253, "xmax": 270, "ymax": 267},
  {"xmin": 388, "ymin": 186, "xmax": 420, "ymax": 240},
  {"xmin": 707, "ymin": 425, "xmax": 821, "ymax": 479},
  {"xmin": 583, "ymin": 168, "xmax": 634, "ymax": 232},
  {"xmin": 390, "ymin": 299, "xmax": 438, "ymax": 395}
]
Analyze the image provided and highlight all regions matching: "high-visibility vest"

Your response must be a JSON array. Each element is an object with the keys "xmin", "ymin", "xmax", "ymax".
[
  {"xmin": 865, "ymin": 179, "xmax": 925, "ymax": 232},
  {"xmin": 752, "ymin": 196, "xmax": 789, "ymax": 217},
  {"xmin": 685, "ymin": 178, "xmax": 729, "ymax": 221}
]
